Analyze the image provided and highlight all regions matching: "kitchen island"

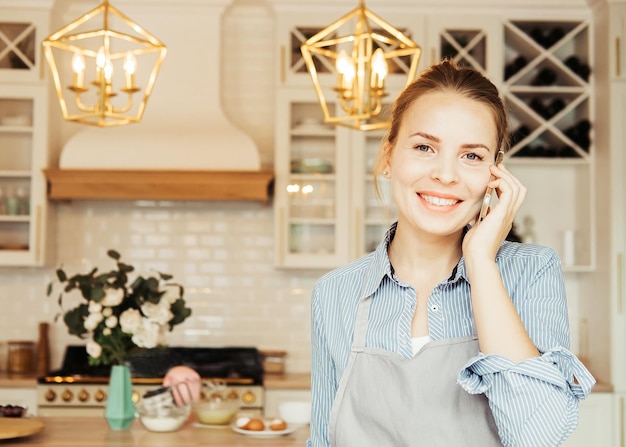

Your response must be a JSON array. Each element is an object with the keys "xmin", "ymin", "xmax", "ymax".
[{"xmin": 4, "ymin": 417, "xmax": 310, "ymax": 446}]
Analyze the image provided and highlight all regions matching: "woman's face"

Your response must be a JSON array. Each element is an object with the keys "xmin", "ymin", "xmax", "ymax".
[{"xmin": 383, "ymin": 90, "xmax": 498, "ymax": 237}]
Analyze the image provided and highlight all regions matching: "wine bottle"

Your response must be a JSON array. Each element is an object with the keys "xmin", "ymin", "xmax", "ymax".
[
  {"xmin": 505, "ymin": 55, "xmax": 525, "ymax": 80},
  {"xmin": 545, "ymin": 27, "xmax": 565, "ymax": 48},
  {"xmin": 546, "ymin": 98, "xmax": 565, "ymax": 118},
  {"xmin": 530, "ymin": 98, "xmax": 549, "ymax": 118},
  {"xmin": 530, "ymin": 27, "xmax": 546, "ymax": 47},
  {"xmin": 531, "ymin": 67, "xmax": 557, "ymax": 86}
]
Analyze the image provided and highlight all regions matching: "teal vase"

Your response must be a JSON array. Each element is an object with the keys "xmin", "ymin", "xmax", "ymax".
[{"xmin": 105, "ymin": 364, "xmax": 135, "ymax": 430}]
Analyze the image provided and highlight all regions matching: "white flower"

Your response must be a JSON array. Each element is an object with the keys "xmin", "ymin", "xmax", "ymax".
[
  {"xmin": 84, "ymin": 312, "xmax": 104, "ymax": 331},
  {"xmin": 162, "ymin": 287, "xmax": 179, "ymax": 304},
  {"xmin": 105, "ymin": 315, "xmax": 118, "ymax": 329},
  {"xmin": 88, "ymin": 301, "xmax": 102, "ymax": 314},
  {"xmin": 86, "ymin": 339, "xmax": 102, "ymax": 358},
  {"xmin": 101, "ymin": 287, "xmax": 124, "ymax": 307},
  {"xmin": 119, "ymin": 308, "xmax": 142, "ymax": 334},
  {"xmin": 103, "ymin": 328, "xmax": 111, "ymax": 336},
  {"xmin": 132, "ymin": 319, "xmax": 161, "ymax": 349},
  {"xmin": 102, "ymin": 307, "xmax": 113, "ymax": 317},
  {"xmin": 141, "ymin": 300, "xmax": 173, "ymax": 326}
]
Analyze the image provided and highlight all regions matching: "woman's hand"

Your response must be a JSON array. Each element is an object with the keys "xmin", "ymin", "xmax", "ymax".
[
  {"xmin": 163, "ymin": 365, "xmax": 202, "ymax": 405},
  {"xmin": 462, "ymin": 163, "xmax": 527, "ymax": 262}
]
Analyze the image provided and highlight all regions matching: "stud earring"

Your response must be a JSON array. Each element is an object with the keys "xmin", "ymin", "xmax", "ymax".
[{"xmin": 382, "ymin": 170, "xmax": 389, "ymax": 177}]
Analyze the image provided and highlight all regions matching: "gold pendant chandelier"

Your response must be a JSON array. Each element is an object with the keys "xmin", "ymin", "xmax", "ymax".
[
  {"xmin": 42, "ymin": 0, "xmax": 167, "ymax": 127},
  {"xmin": 300, "ymin": 0, "xmax": 421, "ymax": 131}
]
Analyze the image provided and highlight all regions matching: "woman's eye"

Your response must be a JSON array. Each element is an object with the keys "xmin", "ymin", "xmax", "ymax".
[
  {"xmin": 414, "ymin": 144, "xmax": 431, "ymax": 152},
  {"xmin": 464, "ymin": 152, "xmax": 484, "ymax": 161}
]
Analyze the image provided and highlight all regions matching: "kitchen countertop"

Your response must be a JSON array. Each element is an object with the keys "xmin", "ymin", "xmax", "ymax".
[
  {"xmin": 0, "ymin": 373, "xmax": 38, "ymax": 388},
  {"xmin": 4, "ymin": 417, "xmax": 310, "ymax": 446}
]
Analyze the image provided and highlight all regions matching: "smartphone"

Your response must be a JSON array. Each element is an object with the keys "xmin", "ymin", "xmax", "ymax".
[{"xmin": 478, "ymin": 150, "xmax": 504, "ymax": 223}]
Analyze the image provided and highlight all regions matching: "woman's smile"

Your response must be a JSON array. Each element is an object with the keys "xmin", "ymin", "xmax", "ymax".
[{"xmin": 418, "ymin": 192, "xmax": 461, "ymax": 209}]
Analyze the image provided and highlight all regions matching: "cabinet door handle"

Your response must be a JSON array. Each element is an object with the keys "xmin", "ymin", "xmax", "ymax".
[
  {"xmin": 35, "ymin": 205, "xmax": 42, "ymax": 263},
  {"xmin": 280, "ymin": 45, "xmax": 286, "ymax": 84},
  {"xmin": 277, "ymin": 207, "xmax": 285, "ymax": 265},
  {"xmin": 619, "ymin": 253, "xmax": 624, "ymax": 315},
  {"xmin": 617, "ymin": 37, "xmax": 622, "ymax": 78},
  {"xmin": 619, "ymin": 397, "xmax": 624, "ymax": 447}
]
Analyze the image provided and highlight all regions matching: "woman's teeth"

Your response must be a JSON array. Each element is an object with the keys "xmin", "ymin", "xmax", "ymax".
[{"xmin": 420, "ymin": 194, "xmax": 458, "ymax": 206}]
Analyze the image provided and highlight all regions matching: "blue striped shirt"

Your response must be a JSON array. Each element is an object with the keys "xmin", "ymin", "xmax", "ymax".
[{"xmin": 308, "ymin": 223, "xmax": 595, "ymax": 447}]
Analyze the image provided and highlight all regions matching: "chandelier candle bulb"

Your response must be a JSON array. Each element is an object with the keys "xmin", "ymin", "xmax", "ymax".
[
  {"xmin": 71, "ymin": 53, "xmax": 86, "ymax": 88},
  {"xmin": 123, "ymin": 52, "xmax": 137, "ymax": 90},
  {"xmin": 371, "ymin": 48, "xmax": 387, "ymax": 88}
]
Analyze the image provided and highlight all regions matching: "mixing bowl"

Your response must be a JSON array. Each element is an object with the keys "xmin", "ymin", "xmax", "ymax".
[
  {"xmin": 135, "ymin": 402, "xmax": 190, "ymax": 432},
  {"xmin": 193, "ymin": 397, "xmax": 241, "ymax": 426}
]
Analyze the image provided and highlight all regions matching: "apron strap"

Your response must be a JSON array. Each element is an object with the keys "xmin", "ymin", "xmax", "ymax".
[{"xmin": 352, "ymin": 263, "xmax": 375, "ymax": 351}]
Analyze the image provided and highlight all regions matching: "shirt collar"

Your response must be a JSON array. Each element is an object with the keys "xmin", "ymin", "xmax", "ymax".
[{"xmin": 364, "ymin": 222, "xmax": 470, "ymax": 297}]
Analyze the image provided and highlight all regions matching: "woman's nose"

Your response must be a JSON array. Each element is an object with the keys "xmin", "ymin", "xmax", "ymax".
[{"xmin": 430, "ymin": 155, "xmax": 459, "ymax": 184}]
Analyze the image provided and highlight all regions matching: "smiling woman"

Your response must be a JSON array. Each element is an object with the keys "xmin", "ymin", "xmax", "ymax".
[{"xmin": 307, "ymin": 59, "xmax": 595, "ymax": 447}]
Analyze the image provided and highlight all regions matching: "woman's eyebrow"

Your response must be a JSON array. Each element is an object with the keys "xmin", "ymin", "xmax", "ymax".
[{"xmin": 410, "ymin": 131, "xmax": 439, "ymax": 142}]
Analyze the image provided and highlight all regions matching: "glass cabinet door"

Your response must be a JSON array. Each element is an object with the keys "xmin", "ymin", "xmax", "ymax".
[
  {"xmin": 0, "ymin": 11, "xmax": 46, "ymax": 84},
  {"xmin": 275, "ymin": 89, "xmax": 350, "ymax": 269},
  {"xmin": 351, "ymin": 129, "xmax": 396, "ymax": 259},
  {"xmin": 0, "ymin": 85, "xmax": 46, "ymax": 265}
]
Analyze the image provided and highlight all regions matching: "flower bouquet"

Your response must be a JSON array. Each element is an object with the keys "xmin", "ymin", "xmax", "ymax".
[{"xmin": 46, "ymin": 249, "xmax": 192, "ymax": 366}]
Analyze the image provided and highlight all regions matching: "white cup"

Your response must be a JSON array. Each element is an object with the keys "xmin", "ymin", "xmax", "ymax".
[{"xmin": 278, "ymin": 401, "xmax": 311, "ymax": 425}]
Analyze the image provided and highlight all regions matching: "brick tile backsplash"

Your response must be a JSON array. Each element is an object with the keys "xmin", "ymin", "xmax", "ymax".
[{"xmin": 0, "ymin": 200, "xmax": 323, "ymax": 374}]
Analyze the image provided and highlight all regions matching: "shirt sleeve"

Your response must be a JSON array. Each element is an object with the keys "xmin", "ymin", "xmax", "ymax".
[
  {"xmin": 458, "ymin": 349, "xmax": 595, "ymax": 446},
  {"xmin": 307, "ymin": 285, "xmax": 336, "ymax": 447},
  {"xmin": 456, "ymin": 247, "xmax": 596, "ymax": 447}
]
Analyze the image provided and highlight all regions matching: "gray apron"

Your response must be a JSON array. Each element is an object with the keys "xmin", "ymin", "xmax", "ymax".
[{"xmin": 328, "ymin": 292, "xmax": 503, "ymax": 447}]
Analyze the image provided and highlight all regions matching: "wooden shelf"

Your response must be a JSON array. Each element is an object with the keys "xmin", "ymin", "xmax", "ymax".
[{"xmin": 44, "ymin": 169, "xmax": 275, "ymax": 202}]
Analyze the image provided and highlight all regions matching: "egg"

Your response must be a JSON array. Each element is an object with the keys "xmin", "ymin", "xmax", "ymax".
[
  {"xmin": 236, "ymin": 417, "xmax": 251, "ymax": 428},
  {"xmin": 269, "ymin": 418, "xmax": 288, "ymax": 431},
  {"xmin": 245, "ymin": 418, "xmax": 265, "ymax": 431}
]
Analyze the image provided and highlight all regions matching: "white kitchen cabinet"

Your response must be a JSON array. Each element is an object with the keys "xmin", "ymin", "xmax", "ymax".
[
  {"xmin": 273, "ymin": 88, "xmax": 397, "ymax": 269},
  {"xmin": 274, "ymin": 88, "xmax": 349, "ymax": 269},
  {"xmin": 562, "ymin": 393, "xmax": 613, "ymax": 446},
  {"xmin": 425, "ymin": 14, "xmax": 503, "ymax": 82},
  {"xmin": 0, "ymin": 2, "xmax": 50, "ymax": 266}
]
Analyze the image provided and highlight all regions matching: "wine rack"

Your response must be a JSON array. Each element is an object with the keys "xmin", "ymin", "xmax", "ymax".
[{"xmin": 503, "ymin": 20, "xmax": 592, "ymax": 160}]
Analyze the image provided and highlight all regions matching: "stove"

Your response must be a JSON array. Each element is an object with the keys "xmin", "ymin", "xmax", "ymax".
[{"xmin": 37, "ymin": 345, "xmax": 264, "ymax": 417}]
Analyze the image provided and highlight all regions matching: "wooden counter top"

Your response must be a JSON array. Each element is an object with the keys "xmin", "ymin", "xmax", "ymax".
[
  {"xmin": 6, "ymin": 417, "xmax": 310, "ymax": 446},
  {"xmin": 263, "ymin": 373, "xmax": 310, "ymax": 390},
  {"xmin": 0, "ymin": 373, "xmax": 37, "ymax": 388}
]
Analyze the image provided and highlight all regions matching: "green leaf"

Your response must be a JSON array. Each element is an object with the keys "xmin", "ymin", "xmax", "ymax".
[
  {"xmin": 159, "ymin": 272, "xmax": 173, "ymax": 281},
  {"xmin": 90, "ymin": 286, "xmax": 105, "ymax": 302},
  {"xmin": 145, "ymin": 277, "xmax": 159, "ymax": 291},
  {"xmin": 46, "ymin": 282, "xmax": 53, "ymax": 296},
  {"xmin": 118, "ymin": 262, "xmax": 134, "ymax": 273},
  {"xmin": 169, "ymin": 298, "xmax": 192, "ymax": 328},
  {"xmin": 63, "ymin": 305, "xmax": 89, "ymax": 337},
  {"xmin": 107, "ymin": 249, "xmax": 121, "ymax": 260},
  {"xmin": 56, "ymin": 269, "xmax": 67, "ymax": 282}
]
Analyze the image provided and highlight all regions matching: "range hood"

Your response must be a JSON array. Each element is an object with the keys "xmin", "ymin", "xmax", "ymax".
[{"xmin": 44, "ymin": 0, "xmax": 273, "ymax": 202}]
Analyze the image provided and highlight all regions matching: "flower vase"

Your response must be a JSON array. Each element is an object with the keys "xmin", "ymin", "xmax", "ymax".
[{"xmin": 105, "ymin": 364, "xmax": 135, "ymax": 430}]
